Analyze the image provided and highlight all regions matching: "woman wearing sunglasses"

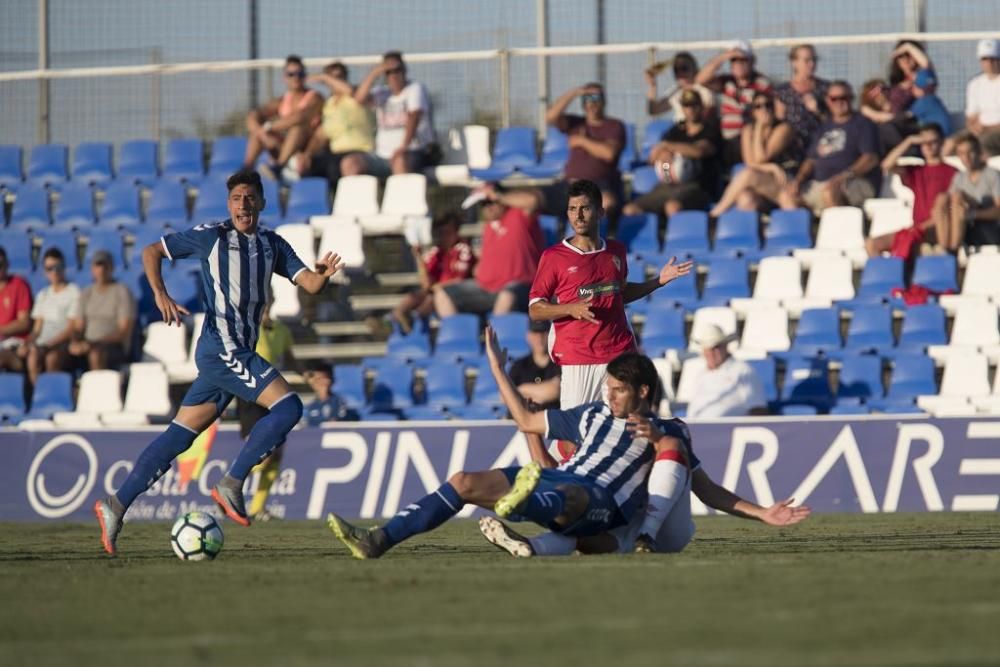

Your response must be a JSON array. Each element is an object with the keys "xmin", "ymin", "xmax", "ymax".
[{"xmin": 17, "ymin": 247, "xmax": 81, "ymax": 386}]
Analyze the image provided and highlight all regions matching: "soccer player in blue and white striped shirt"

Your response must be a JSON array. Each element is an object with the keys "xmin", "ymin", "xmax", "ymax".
[{"xmin": 95, "ymin": 169, "xmax": 343, "ymax": 556}]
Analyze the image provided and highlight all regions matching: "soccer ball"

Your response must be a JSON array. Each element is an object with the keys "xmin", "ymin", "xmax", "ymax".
[{"xmin": 170, "ymin": 511, "xmax": 224, "ymax": 561}]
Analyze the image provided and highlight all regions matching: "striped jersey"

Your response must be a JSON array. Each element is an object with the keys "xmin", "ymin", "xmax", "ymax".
[
  {"xmin": 544, "ymin": 402, "xmax": 700, "ymax": 521},
  {"xmin": 161, "ymin": 220, "xmax": 307, "ymax": 354}
]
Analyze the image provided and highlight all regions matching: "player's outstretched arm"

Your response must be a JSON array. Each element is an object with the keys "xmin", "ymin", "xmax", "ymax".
[
  {"xmin": 143, "ymin": 241, "xmax": 189, "ymax": 326},
  {"xmin": 690, "ymin": 468, "xmax": 810, "ymax": 526},
  {"xmin": 296, "ymin": 252, "xmax": 345, "ymax": 295},
  {"xmin": 622, "ymin": 256, "xmax": 694, "ymax": 303},
  {"xmin": 485, "ymin": 325, "xmax": 546, "ymax": 435}
]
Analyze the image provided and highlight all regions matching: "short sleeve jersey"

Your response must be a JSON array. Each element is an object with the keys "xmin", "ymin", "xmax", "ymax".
[
  {"xmin": 161, "ymin": 220, "xmax": 307, "ymax": 354},
  {"xmin": 423, "ymin": 241, "xmax": 475, "ymax": 285},
  {"xmin": 476, "ymin": 208, "xmax": 544, "ymax": 292},
  {"xmin": 529, "ymin": 239, "xmax": 636, "ymax": 365}
]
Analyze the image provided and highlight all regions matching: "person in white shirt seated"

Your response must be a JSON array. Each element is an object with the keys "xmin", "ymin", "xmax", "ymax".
[{"xmin": 684, "ymin": 324, "xmax": 767, "ymax": 419}]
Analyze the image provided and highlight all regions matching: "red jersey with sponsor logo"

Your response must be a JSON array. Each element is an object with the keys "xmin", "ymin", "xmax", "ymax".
[
  {"xmin": 423, "ymin": 241, "xmax": 475, "ymax": 284},
  {"xmin": 529, "ymin": 239, "xmax": 636, "ymax": 365}
]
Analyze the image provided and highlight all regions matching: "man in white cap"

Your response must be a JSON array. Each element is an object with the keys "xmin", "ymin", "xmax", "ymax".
[
  {"xmin": 696, "ymin": 40, "xmax": 773, "ymax": 166},
  {"xmin": 684, "ymin": 323, "xmax": 766, "ymax": 419},
  {"xmin": 965, "ymin": 38, "xmax": 1000, "ymax": 157}
]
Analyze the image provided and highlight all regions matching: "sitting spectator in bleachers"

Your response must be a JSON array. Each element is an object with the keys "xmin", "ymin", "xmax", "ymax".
[
  {"xmin": 859, "ymin": 78, "xmax": 915, "ymax": 154},
  {"xmin": 0, "ymin": 246, "xmax": 33, "ymax": 373},
  {"xmin": 866, "ymin": 123, "xmax": 957, "ymax": 258},
  {"xmin": 68, "ymin": 250, "xmax": 135, "ymax": 371},
  {"xmin": 695, "ymin": 40, "xmax": 773, "ymax": 166},
  {"xmin": 16, "ymin": 248, "xmax": 80, "ymax": 385},
  {"xmin": 302, "ymin": 362, "xmax": 356, "ymax": 426},
  {"xmin": 353, "ymin": 51, "xmax": 438, "ymax": 176},
  {"xmin": 508, "ymin": 319, "xmax": 561, "ymax": 412},
  {"xmin": 391, "ymin": 210, "xmax": 475, "ymax": 334},
  {"xmin": 709, "ymin": 91, "xmax": 797, "ymax": 216},
  {"xmin": 297, "ymin": 62, "xmax": 377, "ymax": 192},
  {"xmin": 774, "ymin": 44, "xmax": 830, "ymax": 160},
  {"xmin": 645, "ymin": 51, "xmax": 715, "ymax": 123},
  {"xmin": 963, "ymin": 39, "xmax": 1000, "ymax": 157},
  {"xmin": 623, "ymin": 89, "xmax": 722, "ymax": 220},
  {"xmin": 435, "ymin": 183, "xmax": 544, "ymax": 317},
  {"xmin": 787, "ymin": 80, "xmax": 881, "ymax": 215},
  {"xmin": 909, "ymin": 70, "xmax": 952, "ymax": 137},
  {"xmin": 244, "ymin": 55, "xmax": 324, "ymax": 179},
  {"xmin": 547, "ymin": 82, "xmax": 626, "ymax": 216},
  {"xmin": 940, "ymin": 134, "xmax": 1000, "ymax": 249},
  {"xmin": 684, "ymin": 324, "xmax": 767, "ymax": 419},
  {"xmin": 887, "ymin": 40, "xmax": 934, "ymax": 116}
]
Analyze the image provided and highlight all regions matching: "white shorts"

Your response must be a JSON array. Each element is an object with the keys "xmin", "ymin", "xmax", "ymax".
[
  {"xmin": 610, "ymin": 478, "xmax": 696, "ymax": 554},
  {"xmin": 559, "ymin": 363, "xmax": 609, "ymax": 409}
]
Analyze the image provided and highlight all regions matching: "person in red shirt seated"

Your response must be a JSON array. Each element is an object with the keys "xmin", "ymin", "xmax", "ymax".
[{"xmin": 0, "ymin": 246, "xmax": 33, "ymax": 373}]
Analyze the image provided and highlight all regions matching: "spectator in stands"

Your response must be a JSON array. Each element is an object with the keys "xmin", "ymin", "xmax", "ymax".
[
  {"xmin": 645, "ymin": 51, "xmax": 715, "ymax": 123},
  {"xmin": 298, "ymin": 62, "xmax": 377, "ymax": 192},
  {"xmin": 434, "ymin": 183, "xmax": 544, "ymax": 317},
  {"xmin": 244, "ymin": 55, "xmax": 324, "ymax": 179},
  {"xmin": 391, "ymin": 210, "xmax": 475, "ymax": 334},
  {"xmin": 709, "ymin": 91, "xmax": 797, "ymax": 216},
  {"xmin": 0, "ymin": 246, "xmax": 33, "ymax": 373},
  {"xmin": 909, "ymin": 69, "xmax": 952, "ymax": 136},
  {"xmin": 354, "ymin": 51, "xmax": 438, "ymax": 176},
  {"xmin": 939, "ymin": 134, "xmax": 1000, "ymax": 250},
  {"xmin": 302, "ymin": 362, "xmax": 355, "ymax": 425},
  {"xmin": 508, "ymin": 319, "xmax": 561, "ymax": 413},
  {"xmin": 963, "ymin": 39, "xmax": 1000, "ymax": 157},
  {"xmin": 887, "ymin": 40, "xmax": 933, "ymax": 115},
  {"xmin": 17, "ymin": 248, "xmax": 80, "ymax": 385},
  {"xmin": 860, "ymin": 78, "xmax": 915, "ymax": 154},
  {"xmin": 68, "ymin": 250, "xmax": 135, "ymax": 371},
  {"xmin": 622, "ymin": 89, "xmax": 722, "ymax": 220},
  {"xmin": 547, "ymin": 82, "xmax": 626, "ymax": 216},
  {"xmin": 695, "ymin": 40, "xmax": 773, "ymax": 166},
  {"xmin": 786, "ymin": 81, "xmax": 880, "ymax": 215},
  {"xmin": 866, "ymin": 123, "xmax": 956, "ymax": 258},
  {"xmin": 684, "ymin": 324, "xmax": 766, "ymax": 419},
  {"xmin": 774, "ymin": 44, "xmax": 830, "ymax": 161}
]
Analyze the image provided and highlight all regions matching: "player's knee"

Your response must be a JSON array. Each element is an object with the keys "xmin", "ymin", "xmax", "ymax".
[
  {"xmin": 553, "ymin": 484, "xmax": 589, "ymax": 526},
  {"xmin": 270, "ymin": 393, "xmax": 303, "ymax": 429},
  {"xmin": 447, "ymin": 471, "xmax": 473, "ymax": 497}
]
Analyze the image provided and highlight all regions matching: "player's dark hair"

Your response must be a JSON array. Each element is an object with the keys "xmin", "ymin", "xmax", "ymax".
[
  {"xmin": 567, "ymin": 179, "xmax": 602, "ymax": 209},
  {"xmin": 607, "ymin": 352, "xmax": 658, "ymax": 401},
  {"xmin": 920, "ymin": 122, "xmax": 944, "ymax": 139},
  {"xmin": 42, "ymin": 247, "xmax": 65, "ymax": 264},
  {"xmin": 226, "ymin": 168, "xmax": 265, "ymax": 199}
]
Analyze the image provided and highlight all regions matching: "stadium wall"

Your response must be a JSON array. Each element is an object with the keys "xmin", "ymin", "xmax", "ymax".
[{"xmin": 3, "ymin": 416, "xmax": 999, "ymax": 521}]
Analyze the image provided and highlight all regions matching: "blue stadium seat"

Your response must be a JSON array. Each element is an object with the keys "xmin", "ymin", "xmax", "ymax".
[
  {"xmin": 281, "ymin": 178, "xmax": 329, "ymax": 225},
  {"xmin": 28, "ymin": 144, "xmax": 69, "ymax": 188},
  {"xmin": 162, "ymin": 267, "xmax": 201, "ymax": 313},
  {"xmin": 117, "ymin": 140, "xmax": 159, "ymax": 185},
  {"xmin": 191, "ymin": 176, "xmax": 230, "ymax": 225},
  {"xmin": 472, "ymin": 368, "xmax": 503, "ymax": 407},
  {"xmin": 843, "ymin": 305, "xmax": 894, "ymax": 355},
  {"xmin": 489, "ymin": 312, "xmax": 530, "ymax": 360},
  {"xmin": 128, "ymin": 224, "xmax": 173, "ymax": 269},
  {"xmin": 640, "ymin": 118, "xmax": 674, "ymax": 161},
  {"xmin": 780, "ymin": 357, "xmax": 833, "ymax": 410},
  {"xmin": 615, "ymin": 213, "xmax": 657, "ymax": 253},
  {"xmin": 838, "ymin": 354, "xmax": 884, "ymax": 401},
  {"xmin": 911, "ymin": 254, "xmax": 958, "ymax": 293},
  {"xmin": 162, "ymin": 138, "xmax": 204, "ymax": 183},
  {"xmin": 629, "ymin": 165, "xmax": 660, "ymax": 197},
  {"xmin": 790, "ymin": 307, "xmax": 841, "ymax": 357},
  {"xmin": 404, "ymin": 405, "xmax": 449, "ymax": 421},
  {"xmin": 617, "ymin": 122, "xmax": 638, "ymax": 172},
  {"xmin": 746, "ymin": 357, "xmax": 777, "ymax": 402},
  {"xmin": 37, "ymin": 229, "xmax": 79, "ymax": 271},
  {"xmin": 648, "ymin": 269, "xmax": 698, "ymax": 309},
  {"xmin": 830, "ymin": 402, "xmax": 872, "ymax": 415},
  {"xmin": 332, "ymin": 364, "xmax": 366, "ymax": 409},
  {"xmin": 145, "ymin": 181, "xmax": 189, "ymax": 226},
  {"xmin": 470, "ymin": 126, "xmax": 536, "ymax": 180},
  {"xmin": 762, "ymin": 208, "xmax": 811, "ymax": 256},
  {"xmin": 663, "ymin": 210, "xmax": 709, "ymax": 259},
  {"xmin": 0, "ymin": 145, "xmax": 23, "ymax": 192},
  {"xmin": 885, "ymin": 354, "xmax": 937, "ymax": 400},
  {"xmin": 712, "ymin": 210, "xmax": 759, "ymax": 258},
  {"xmin": 72, "ymin": 142, "xmax": 114, "ymax": 187},
  {"xmin": 896, "ymin": 304, "xmax": 947, "ymax": 353},
  {"xmin": 99, "ymin": 181, "xmax": 143, "ymax": 228},
  {"xmin": 0, "ymin": 373, "xmax": 26, "ymax": 421},
  {"xmin": 259, "ymin": 176, "xmax": 282, "ymax": 224},
  {"xmin": 537, "ymin": 214, "xmax": 560, "ymax": 247},
  {"xmin": 370, "ymin": 365, "xmax": 414, "ymax": 410},
  {"xmin": 83, "ymin": 228, "xmax": 125, "ymax": 268},
  {"xmin": 385, "ymin": 329, "xmax": 432, "ymax": 363},
  {"xmin": 9, "ymin": 183, "xmax": 51, "ymax": 233},
  {"xmin": 449, "ymin": 404, "xmax": 499, "ymax": 420},
  {"xmin": 362, "ymin": 410, "xmax": 401, "ymax": 422},
  {"xmin": 53, "ymin": 182, "xmax": 96, "ymax": 230},
  {"xmin": 700, "ymin": 258, "xmax": 750, "ymax": 306},
  {"xmin": 208, "ymin": 136, "xmax": 248, "ymax": 178},
  {"xmin": 423, "ymin": 362, "xmax": 468, "ymax": 409},
  {"xmin": 854, "ymin": 256, "xmax": 904, "ymax": 303},
  {"xmin": 435, "ymin": 314, "xmax": 481, "ymax": 361},
  {"xmin": 781, "ymin": 404, "xmax": 818, "ymax": 416},
  {"xmin": 641, "ymin": 308, "xmax": 686, "ymax": 357},
  {"xmin": 520, "ymin": 127, "xmax": 568, "ymax": 178},
  {"xmin": 27, "ymin": 372, "xmax": 73, "ymax": 419},
  {"xmin": 2, "ymin": 235, "xmax": 34, "ymax": 273}
]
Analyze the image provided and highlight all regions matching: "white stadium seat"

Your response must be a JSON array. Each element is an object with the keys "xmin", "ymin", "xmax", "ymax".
[
  {"xmin": 868, "ymin": 202, "xmax": 913, "ymax": 239},
  {"xmin": 169, "ymin": 313, "xmax": 203, "ymax": 383},
  {"xmin": 928, "ymin": 301, "xmax": 1000, "ymax": 364},
  {"xmin": 674, "ymin": 356, "xmax": 707, "ymax": 406},
  {"xmin": 888, "ymin": 173, "xmax": 916, "ymax": 207},
  {"xmin": 732, "ymin": 256, "xmax": 801, "ymax": 314},
  {"xmin": 918, "ymin": 352, "xmax": 990, "ymax": 416},
  {"xmin": 795, "ymin": 206, "xmax": 866, "ymax": 268},
  {"xmin": 359, "ymin": 173, "xmax": 429, "ymax": 235},
  {"xmin": 102, "ymin": 362, "xmax": 172, "ymax": 426},
  {"xmin": 143, "ymin": 321, "xmax": 188, "ymax": 367},
  {"xmin": 431, "ymin": 127, "xmax": 473, "ymax": 185},
  {"xmin": 53, "ymin": 370, "xmax": 123, "ymax": 427},
  {"xmin": 688, "ymin": 307, "xmax": 737, "ymax": 352},
  {"xmin": 960, "ymin": 252, "xmax": 1000, "ymax": 300},
  {"xmin": 463, "ymin": 124, "xmax": 492, "ymax": 170},
  {"xmin": 276, "ymin": 223, "xmax": 316, "ymax": 267},
  {"xmin": 313, "ymin": 175, "xmax": 380, "ymax": 235},
  {"xmin": 318, "ymin": 216, "xmax": 365, "ymax": 283},
  {"xmin": 736, "ymin": 307, "xmax": 790, "ymax": 359},
  {"xmin": 651, "ymin": 357, "xmax": 675, "ymax": 415},
  {"xmin": 802, "ymin": 255, "xmax": 855, "ymax": 302}
]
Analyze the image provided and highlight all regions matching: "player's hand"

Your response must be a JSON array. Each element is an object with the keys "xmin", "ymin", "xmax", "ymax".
[
  {"xmin": 153, "ymin": 289, "xmax": 190, "ymax": 327},
  {"xmin": 315, "ymin": 251, "xmax": 345, "ymax": 279},
  {"xmin": 626, "ymin": 412, "xmax": 664, "ymax": 443},
  {"xmin": 566, "ymin": 295, "xmax": 598, "ymax": 324},
  {"xmin": 657, "ymin": 256, "xmax": 694, "ymax": 286},
  {"xmin": 484, "ymin": 325, "xmax": 508, "ymax": 369},
  {"xmin": 759, "ymin": 498, "xmax": 811, "ymax": 526}
]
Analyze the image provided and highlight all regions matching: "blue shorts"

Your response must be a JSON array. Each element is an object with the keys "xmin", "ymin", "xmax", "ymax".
[
  {"xmin": 181, "ymin": 346, "xmax": 279, "ymax": 414},
  {"xmin": 498, "ymin": 466, "xmax": 625, "ymax": 537}
]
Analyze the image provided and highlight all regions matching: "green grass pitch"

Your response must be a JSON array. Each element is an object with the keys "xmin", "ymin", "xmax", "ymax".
[{"xmin": 1, "ymin": 513, "xmax": 999, "ymax": 667}]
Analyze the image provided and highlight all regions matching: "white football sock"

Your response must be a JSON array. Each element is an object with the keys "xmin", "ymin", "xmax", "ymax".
[
  {"xmin": 528, "ymin": 531, "xmax": 577, "ymax": 556},
  {"xmin": 638, "ymin": 458, "xmax": 686, "ymax": 540}
]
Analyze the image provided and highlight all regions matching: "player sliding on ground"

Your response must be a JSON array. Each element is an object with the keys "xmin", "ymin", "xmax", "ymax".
[
  {"xmin": 326, "ymin": 327, "xmax": 685, "ymax": 559},
  {"xmin": 94, "ymin": 169, "xmax": 343, "ymax": 556}
]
